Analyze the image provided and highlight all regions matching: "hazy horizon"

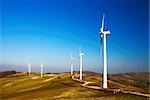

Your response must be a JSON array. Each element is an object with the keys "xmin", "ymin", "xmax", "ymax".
[{"xmin": 0, "ymin": 65, "xmax": 148, "ymax": 74}]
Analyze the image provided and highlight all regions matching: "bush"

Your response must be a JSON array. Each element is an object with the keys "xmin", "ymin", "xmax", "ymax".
[{"xmin": 0, "ymin": 70, "xmax": 16, "ymax": 78}]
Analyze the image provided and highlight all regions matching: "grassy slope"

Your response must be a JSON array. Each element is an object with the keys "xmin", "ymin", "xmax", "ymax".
[
  {"xmin": 0, "ymin": 72, "xmax": 148, "ymax": 100},
  {"xmin": 83, "ymin": 72, "xmax": 149, "ymax": 93}
]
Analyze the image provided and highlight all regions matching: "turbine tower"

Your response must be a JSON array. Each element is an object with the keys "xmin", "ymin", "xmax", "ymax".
[
  {"xmin": 40, "ymin": 63, "xmax": 43, "ymax": 78},
  {"xmin": 28, "ymin": 64, "xmax": 31, "ymax": 76},
  {"xmin": 99, "ymin": 14, "xmax": 110, "ymax": 88},
  {"xmin": 79, "ymin": 49, "xmax": 84, "ymax": 80},
  {"xmin": 70, "ymin": 53, "xmax": 74, "ymax": 75}
]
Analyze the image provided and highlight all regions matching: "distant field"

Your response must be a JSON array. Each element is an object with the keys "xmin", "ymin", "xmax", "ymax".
[{"xmin": 0, "ymin": 71, "xmax": 149, "ymax": 100}]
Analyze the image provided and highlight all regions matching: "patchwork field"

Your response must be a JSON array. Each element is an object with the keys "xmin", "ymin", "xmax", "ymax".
[{"xmin": 0, "ymin": 71, "xmax": 149, "ymax": 100}]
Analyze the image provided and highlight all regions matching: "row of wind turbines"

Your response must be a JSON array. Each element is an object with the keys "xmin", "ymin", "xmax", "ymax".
[
  {"xmin": 26, "ymin": 49, "xmax": 84, "ymax": 80},
  {"xmin": 70, "ymin": 14, "xmax": 110, "ymax": 89},
  {"xmin": 27, "ymin": 14, "xmax": 110, "ymax": 89},
  {"xmin": 70, "ymin": 49, "xmax": 84, "ymax": 80},
  {"xmin": 27, "ymin": 63, "xmax": 43, "ymax": 78}
]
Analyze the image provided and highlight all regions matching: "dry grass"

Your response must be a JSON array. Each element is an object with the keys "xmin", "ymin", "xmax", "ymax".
[{"xmin": 0, "ymin": 72, "xmax": 149, "ymax": 100}]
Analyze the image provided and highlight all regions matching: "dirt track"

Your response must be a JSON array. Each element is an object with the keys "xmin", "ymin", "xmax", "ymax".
[{"xmin": 71, "ymin": 76, "xmax": 150, "ymax": 98}]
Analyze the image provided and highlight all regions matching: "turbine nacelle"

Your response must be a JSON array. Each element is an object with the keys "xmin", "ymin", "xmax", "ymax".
[
  {"xmin": 99, "ymin": 30, "xmax": 110, "ymax": 35},
  {"xmin": 27, "ymin": 64, "xmax": 31, "ymax": 68},
  {"xmin": 79, "ymin": 49, "xmax": 84, "ymax": 56},
  {"xmin": 79, "ymin": 52, "xmax": 84, "ymax": 56},
  {"xmin": 99, "ymin": 30, "xmax": 110, "ymax": 39},
  {"xmin": 40, "ymin": 64, "xmax": 43, "ymax": 68},
  {"xmin": 71, "ymin": 53, "xmax": 74, "ymax": 60}
]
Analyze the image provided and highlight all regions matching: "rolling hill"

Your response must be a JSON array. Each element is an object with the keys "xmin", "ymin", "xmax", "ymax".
[{"xmin": 0, "ymin": 71, "xmax": 149, "ymax": 100}]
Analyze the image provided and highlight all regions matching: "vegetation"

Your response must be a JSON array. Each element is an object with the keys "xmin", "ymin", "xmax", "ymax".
[
  {"xmin": 0, "ymin": 71, "xmax": 149, "ymax": 100},
  {"xmin": 0, "ymin": 70, "xmax": 16, "ymax": 78}
]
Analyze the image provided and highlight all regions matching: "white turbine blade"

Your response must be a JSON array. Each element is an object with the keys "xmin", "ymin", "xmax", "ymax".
[
  {"xmin": 40, "ymin": 60, "xmax": 43, "ymax": 67},
  {"xmin": 80, "ymin": 48, "xmax": 81, "ymax": 54},
  {"xmin": 79, "ymin": 48, "xmax": 81, "ymax": 56},
  {"xmin": 27, "ymin": 64, "xmax": 31, "ymax": 67},
  {"xmin": 41, "ymin": 61, "xmax": 43, "ymax": 64},
  {"xmin": 101, "ymin": 13, "xmax": 105, "ymax": 32},
  {"xmin": 71, "ymin": 52, "xmax": 75, "ymax": 60},
  {"xmin": 71, "ymin": 52, "xmax": 73, "ymax": 59}
]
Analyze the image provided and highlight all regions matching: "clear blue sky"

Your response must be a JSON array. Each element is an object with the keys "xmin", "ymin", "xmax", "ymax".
[{"xmin": 1, "ymin": 0, "xmax": 149, "ymax": 73}]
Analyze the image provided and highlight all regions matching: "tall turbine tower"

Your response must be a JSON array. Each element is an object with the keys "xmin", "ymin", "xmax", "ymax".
[
  {"xmin": 99, "ymin": 14, "xmax": 110, "ymax": 88},
  {"xmin": 40, "ymin": 63, "xmax": 43, "ymax": 78},
  {"xmin": 28, "ymin": 64, "xmax": 31, "ymax": 76},
  {"xmin": 79, "ymin": 49, "xmax": 84, "ymax": 80},
  {"xmin": 70, "ymin": 53, "xmax": 74, "ymax": 75}
]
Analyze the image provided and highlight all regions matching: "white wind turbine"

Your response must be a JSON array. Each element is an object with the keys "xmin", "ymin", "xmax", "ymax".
[
  {"xmin": 70, "ymin": 53, "xmax": 74, "ymax": 75},
  {"xmin": 79, "ymin": 49, "xmax": 84, "ymax": 80},
  {"xmin": 27, "ymin": 64, "xmax": 31, "ymax": 76},
  {"xmin": 40, "ymin": 63, "xmax": 44, "ymax": 78},
  {"xmin": 99, "ymin": 14, "xmax": 110, "ymax": 88}
]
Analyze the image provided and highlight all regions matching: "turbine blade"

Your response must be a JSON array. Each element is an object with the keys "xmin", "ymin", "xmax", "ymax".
[
  {"xmin": 71, "ymin": 52, "xmax": 72, "ymax": 59},
  {"xmin": 101, "ymin": 13, "xmax": 105, "ymax": 31},
  {"xmin": 79, "ymin": 48, "xmax": 81, "ymax": 55},
  {"xmin": 40, "ymin": 60, "xmax": 43, "ymax": 67},
  {"xmin": 71, "ymin": 52, "xmax": 74, "ymax": 60}
]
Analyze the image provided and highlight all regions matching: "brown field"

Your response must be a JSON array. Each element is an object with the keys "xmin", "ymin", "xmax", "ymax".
[{"xmin": 0, "ymin": 71, "xmax": 149, "ymax": 100}]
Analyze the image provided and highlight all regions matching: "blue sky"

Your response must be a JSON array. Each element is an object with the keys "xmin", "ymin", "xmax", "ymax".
[{"xmin": 1, "ymin": 0, "xmax": 149, "ymax": 73}]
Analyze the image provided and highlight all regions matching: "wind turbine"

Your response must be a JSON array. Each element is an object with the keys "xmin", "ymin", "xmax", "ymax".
[
  {"xmin": 99, "ymin": 14, "xmax": 110, "ymax": 88},
  {"xmin": 27, "ymin": 64, "xmax": 31, "ymax": 76},
  {"xmin": 40, "ymin": 63, "xmax": 44, "ymax": 78},
  {"xmin": 70, "ymin": 53, "xmax": 74, "ymax": 75},
  {"xmin": 79, "ymin": 49, "xmax": 84, "ymax": 80}
]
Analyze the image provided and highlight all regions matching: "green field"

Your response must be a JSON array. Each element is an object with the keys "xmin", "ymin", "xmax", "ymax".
[{"xmin": 0, "ymin": 72, "xmax": 149, "ymax": 100}]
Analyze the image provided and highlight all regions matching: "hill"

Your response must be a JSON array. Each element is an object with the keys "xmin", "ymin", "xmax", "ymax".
[{"xmin": 0, "ymin": 71, "xmax": 149, "ymax": 100}]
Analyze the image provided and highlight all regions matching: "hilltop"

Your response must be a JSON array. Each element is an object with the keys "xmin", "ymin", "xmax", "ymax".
[{"xmin": 0, "ymin": 71, "xmax": 149, "ymax": 100}]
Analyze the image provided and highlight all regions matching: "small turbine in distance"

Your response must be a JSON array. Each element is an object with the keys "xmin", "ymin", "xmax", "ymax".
[
  {"xmin": 40, "ymin": 63, "xmax": 44, "ymax": 78},
  {"xmin": 70, "ymin": 52, "xmax": 74, "ymax": 75},
  {"xmin": 79, "ymin": 49, "xmax": 84, "ymax": 80},
  {"xmin": 27, "ymin": 64, "xmax": 31, "ymax": 76}
]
